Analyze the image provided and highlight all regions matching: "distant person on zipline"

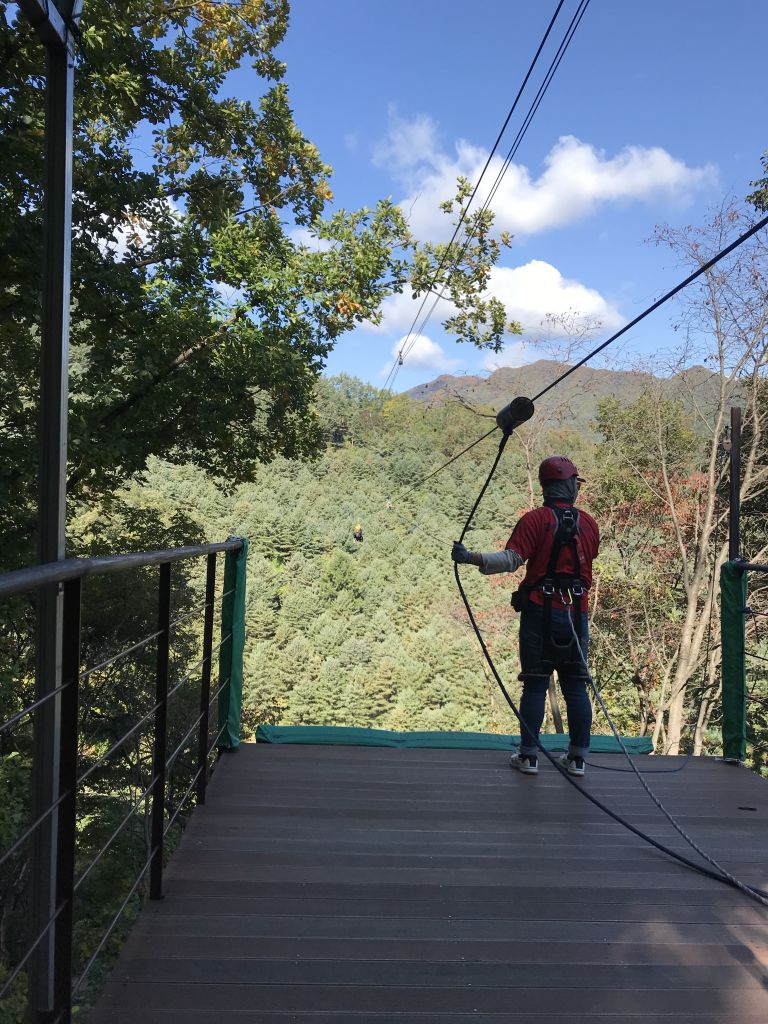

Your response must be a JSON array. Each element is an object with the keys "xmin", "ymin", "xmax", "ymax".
[
  {"xmin": 353, "ymin": 523, "xmax": 364, "ymax": 543},
  {"xmin": 451, "ymin": 456, "xmax": 599, "ymax": 777}
]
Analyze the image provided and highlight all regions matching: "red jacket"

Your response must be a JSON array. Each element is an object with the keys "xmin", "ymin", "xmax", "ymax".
[{"xmin": 505, "ymin": 503, "xmax": 599, "ymax": 607}]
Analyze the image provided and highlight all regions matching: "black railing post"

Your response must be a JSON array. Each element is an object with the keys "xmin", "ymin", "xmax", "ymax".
[
  {"xmin": 195, "ymin": 554, "xmax": 217, "ymax": 804},
  {"xmin": 150, "ymin": 563, "xmax": 171, "ymax": 900},
  {"xmin": 729, "ymin": 405, "xmax": 742, "ymax": 561},
  {"xmin": 52, "ymin": 577, "xmax": 81, "ymax": 1023},
  {"xmin": 21, "ymin": 4, "xmax": 81, "ymax": 1004}
]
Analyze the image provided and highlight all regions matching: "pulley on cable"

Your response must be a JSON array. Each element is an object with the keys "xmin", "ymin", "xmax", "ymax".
[{"xmin": 495, "ymin": 396, "xmax": 535, "ymax": 436}]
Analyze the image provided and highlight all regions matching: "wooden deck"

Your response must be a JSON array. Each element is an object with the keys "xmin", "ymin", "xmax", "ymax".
[{"xmin": 90, "ymin": 743, "xmax": 768, "ymax": 1023}]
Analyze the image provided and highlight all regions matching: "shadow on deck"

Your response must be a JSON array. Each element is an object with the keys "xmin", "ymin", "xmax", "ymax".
[{"xmin": 90, "ymin": 743, "xmax": 768, "ymax": 1023}]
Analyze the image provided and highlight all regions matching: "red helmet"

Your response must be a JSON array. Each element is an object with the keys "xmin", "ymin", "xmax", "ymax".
[{"xmin": 538, "ymin": 455, "xmax": 585, "ymax": 485}]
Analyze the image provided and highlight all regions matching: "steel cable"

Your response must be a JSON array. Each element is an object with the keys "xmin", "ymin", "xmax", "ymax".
[
  {"xmin": 531, "ymin": 213, "xmax": 768, "ymax": 403},
  {"xmin": 383, "ymin": 0, "xmax": 570, "ymax": 393},
  {"xmin": 396, "ymin": 0, "xmax": 591, "ymax": 376}
]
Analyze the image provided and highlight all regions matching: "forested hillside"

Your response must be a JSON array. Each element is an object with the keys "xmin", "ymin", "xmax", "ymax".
[
  {"xmin": 407, "ymin": 359, "xmax": 720, "ymax": 434},
  {"xmin": 118, "ymin": 372, "xmax": 768, "ymax": 767}
]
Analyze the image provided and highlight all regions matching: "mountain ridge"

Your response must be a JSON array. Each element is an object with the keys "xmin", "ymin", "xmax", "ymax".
[{"xmin": 405, "ymin": 359, "xmax": 716, "ymax": 430}]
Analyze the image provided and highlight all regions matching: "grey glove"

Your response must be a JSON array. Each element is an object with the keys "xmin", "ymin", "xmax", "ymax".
[{"xmin": 451, "ymin": 541, "xmax": 482, "ymax": 567}]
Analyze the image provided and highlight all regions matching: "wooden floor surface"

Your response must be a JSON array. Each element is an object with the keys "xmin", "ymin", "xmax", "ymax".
[{"xmin": 90, "ymin": 743, "xmax": 768, "ymax": 1023}]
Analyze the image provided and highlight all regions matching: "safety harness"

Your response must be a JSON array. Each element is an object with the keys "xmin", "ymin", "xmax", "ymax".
[{"xmin": 514, "ymin": 504, "xmax": 587, "ymax": 671}]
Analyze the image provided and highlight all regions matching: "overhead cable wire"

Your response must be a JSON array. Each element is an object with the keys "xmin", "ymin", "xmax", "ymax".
[
  {"xmin": 395, "ymin": 425, "xmax": 499, "ymax": 503},
  {"xmin": 389, "ymin": 211, "xmax": 768, "ymax": 506},
  {"xmin": 483, "ymin": 0, "xmax": 590, "ymax": 214},
  {"xmin": 381, "ymin": 0, "xmax": 569, "ymax": 393},
  {"xmin": 388, "ymin": 0, "xmax": 590, "ymax": 394},
  {"xmin": 531, "ymin": 212, "xmax": 768, "ymax": 403},
  {"xmin": 416, "ymin": 0, "xmax": 590, "ymax": 346}
]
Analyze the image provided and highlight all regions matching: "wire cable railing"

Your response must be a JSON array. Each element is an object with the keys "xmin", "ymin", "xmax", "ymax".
[
  {"xmin": 73, "ymin": 775, "xmax": 159, "ymax": 895},
  {"xmin": 78, "ymin": 629, "xmax": 163, "ymax": 682},
  {"xmin": 164, "ymin": 719, "xmax": 229, "ymax": 839},
  {"xmin": 0, "ymin": 538, "xmax": 246, "ymax": 1022},
  {"xmin": 0, "ymin": 903, "xmax": 66, "ymax": 1004},
  {"xmin": 0, "ymin": 682, "xmax": 71, "ymax": 738},
  {"xmin": 165, "ymin": 672, "xmax": 231, "ymax": 774}
]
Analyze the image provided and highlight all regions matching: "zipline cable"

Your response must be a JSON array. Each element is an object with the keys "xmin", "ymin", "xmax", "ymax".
[
  {"xmin": 454, "ymin": 433, "xmax": 768, "ymax": 908},
  {"xmin": 395, "ymin": 425, "xmax": 499, "ymax": 503},
  {"xmin": 391, "ymin": 212, "xmax": 768, "ymax": 504},
  {"xmin": 390, "ymin": 0, "xmax": 590, "ymax": 391},
  {"xmin": 531, "ymin": 212, "xmax": 768, "ymax": 403},
  {"xmin": 483, "ymin": 0, "xmax": 590, "ymax": 214},
  {"xmin": 416, "ymin": 0, "xmax": 590, "ymax": 342},
  {"xmin": 382, "ymin": 0, "xmax": 569, "ymax": 394}
]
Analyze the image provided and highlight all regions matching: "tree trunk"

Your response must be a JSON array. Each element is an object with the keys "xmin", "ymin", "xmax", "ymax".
[{"xmin": 548, "ymin": 675, "xmax": 564, "ymax": 733}]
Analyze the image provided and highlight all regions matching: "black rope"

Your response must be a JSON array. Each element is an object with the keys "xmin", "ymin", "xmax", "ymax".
[
  {"xmin": 453, "ymin": 435, "xmax": 768, "ymax": 905},
  {"xmin": 585, "ymin": 754, "xmax": 693, "ymax": 774}
]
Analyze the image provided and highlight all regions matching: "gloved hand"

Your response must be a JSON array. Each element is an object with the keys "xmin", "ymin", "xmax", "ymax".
[{"xmin": 451, "ymin": 541, "xmax": 481, "ymax": 566}]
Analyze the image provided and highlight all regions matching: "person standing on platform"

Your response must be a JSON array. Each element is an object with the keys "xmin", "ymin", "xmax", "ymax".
[{"xmin": 451, "ymin": 455, "xmax": 600, "ymax": 776}]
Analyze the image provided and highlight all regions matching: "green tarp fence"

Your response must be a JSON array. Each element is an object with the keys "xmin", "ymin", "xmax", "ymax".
[
  {"xmin": 720, "ymin": 559, "xmax": 747, "ymax": 762},
  {"xmin": 256, "ymin": 724, "xmax": 654, "ymax": 753},
  {"xmin": 217, "ymin": 538, "xmax": 248, "ymax": 750}
]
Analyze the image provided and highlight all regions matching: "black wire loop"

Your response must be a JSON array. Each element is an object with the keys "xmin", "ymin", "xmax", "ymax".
[{"xmin": 453, "ymin": 423, "xmax": 768, "ymax": 906}]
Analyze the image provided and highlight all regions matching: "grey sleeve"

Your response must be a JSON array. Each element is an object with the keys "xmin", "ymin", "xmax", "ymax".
[{"xmin": 478, "ymin": 549, "xmax": 524, "ymax": 575}]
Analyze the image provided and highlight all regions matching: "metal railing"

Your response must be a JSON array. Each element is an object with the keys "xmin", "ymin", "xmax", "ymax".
[{"xmin": 0, "ymin": 538, "xmax": 245, "ymax": 1022}]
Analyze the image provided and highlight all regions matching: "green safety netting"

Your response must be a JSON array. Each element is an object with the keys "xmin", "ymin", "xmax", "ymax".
[
  {"xmin": 217, "ymin": 538, "xmax": 248, "ymax": 750},
  {"xmin": 255, "ymin": 724, "xmax": 653, "ymax": 753}
]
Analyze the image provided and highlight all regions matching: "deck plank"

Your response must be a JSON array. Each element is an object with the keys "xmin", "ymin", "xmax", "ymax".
[{"xmin": 89, "ymin": 743, "xmax": 768, "ymax": 1022}]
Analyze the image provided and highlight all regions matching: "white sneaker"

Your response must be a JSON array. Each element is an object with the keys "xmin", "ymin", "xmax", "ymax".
[
  {"xmin": 559, "ymin": 753, "xmax": 586, "ymax": 776},
  {"xmin": 510, "ymin": 752, "xmax": 538, "ymax": 775}
]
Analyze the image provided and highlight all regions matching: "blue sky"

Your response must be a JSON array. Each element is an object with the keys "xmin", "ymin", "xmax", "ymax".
[{"xmin": 266, "ymin": 1, "xmax": 766, "ymax": 390}]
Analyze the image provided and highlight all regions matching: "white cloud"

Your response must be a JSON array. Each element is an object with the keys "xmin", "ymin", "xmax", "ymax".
[
  {"xmin": 290, "ymin": 226, "xmax": 332, "ymax": 252},
  {"xmin": 365, "ymin": 288, "xmax": 458, "ymax": 335},
  {"xmin": 92, "ymin": 199, "xmax": 181, "ymax": 260},
  {"xmin": 366, "ymin": 259, "xmax": 620, "ymax": 345},
  {"xmin": 384, "ymin": 334, "xmax": 460, "ymax": 375},
  {"xmin": 373, "ymin": 110, "xmax": 443, "ymax": 182},
  {"xmin": 487, "ymin": 260, "xmax": 624, "ymax": 332},
  {"xmin": 376, "ymin": 115, "xmax": 717, "ymax": 240}
]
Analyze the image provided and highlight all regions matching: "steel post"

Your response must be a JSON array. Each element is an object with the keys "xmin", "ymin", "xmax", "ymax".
[
  {"xmin": 52, "ymin": 578, "xmax": 81, "ymax": 1023},
  {"xmin": 150, "ymin": 563, "xmax": 172, "ymax": 900},
  {"xmin": 196, "ymin": 555, "xmax": 217, "ymax": 804},
  {"xmin": 729, "ymin": 406, "xmax": 742, "ymax": 562},
  {"xmin": 28, "ymin": 8, "xmax": 77, "ymax": 1013}
]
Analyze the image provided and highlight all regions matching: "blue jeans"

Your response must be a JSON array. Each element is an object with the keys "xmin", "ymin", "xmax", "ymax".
[{"xmin": 518, "ymin": 602, "xmax": 592, "ymax": 758}]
